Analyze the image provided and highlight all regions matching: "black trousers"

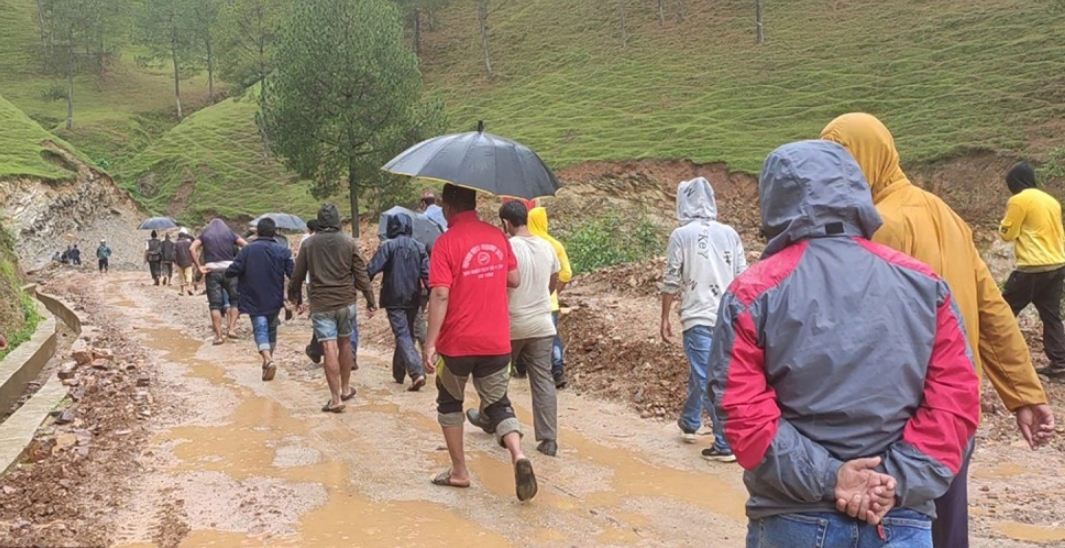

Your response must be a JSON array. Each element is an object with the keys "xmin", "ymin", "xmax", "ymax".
[{"xmin": 1003, "ymin": 267, "xmax": 1065, "ymax": 370}]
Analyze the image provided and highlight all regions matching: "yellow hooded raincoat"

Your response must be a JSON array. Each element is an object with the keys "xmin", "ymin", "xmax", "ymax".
[
  {"xmin": 821, "ymin": 113, "xmax": 1047, "ymax": 411},
  {"xmin": 528, "ymin": 207, "xmax": 572, "ymax": 311}
]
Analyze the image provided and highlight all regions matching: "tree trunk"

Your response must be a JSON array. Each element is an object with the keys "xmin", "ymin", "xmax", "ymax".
[
  {"xmin": 171, "ymin": 37, "xmax": 183, "ymax": 120},
  {"xmin": 675, "ymin": 0, "xmax": 686, "ymax": 22},
  {"xmin": 348, "ymin": 162, "xmax": 360, "ymax": 237},
  {"xmin": 657, "ymin": 0, "xmax": 665, "ymax": 25},
  {"xmin": 413, "ymin": 8, "xmax": 421, "ymax": 56},
  {"xmin": 206, "ymin": 36, "xmax": 215, "ymax": 102},
  {"xmin": 618, "ymin": 0, "xmax": 627, "ymax": 49},
  {"xmin": 755, "ymin": 0, "xmax": 765, "ymax": 44},
  {"xmin": 65, "ymin": 71, "xmax": 74, "ymax": 130},
  {"xmin": 478, "ymin": 0, "xmax": 493, "ymax": 78}
]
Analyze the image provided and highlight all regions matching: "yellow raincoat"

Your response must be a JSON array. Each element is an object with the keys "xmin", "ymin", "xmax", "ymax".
[
  {"xmin": 528, "ymin": 207, "xmax": 572, "ymax": 311},
  {"xmin": 822, "ymin": 113, "xmax": 1047, "ymax": 410}
]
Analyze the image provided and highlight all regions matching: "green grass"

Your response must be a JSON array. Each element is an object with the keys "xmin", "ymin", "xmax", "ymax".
[
  {"xmin": 115, "ymin": 92, "xmax": 339, "ymax": 222},
  {"xmin": 422, "ymin": 0, "xmax": 1065, "ymax": 172},
  {"xmin": 0, "ymin": 222, "xmax": 37, "ymax": 362},
  {"xmin": 0, "ymin": 0, "xmax": 211, "ymax": 164},
  {"xmin": 560, "ymin": 214, "xmax": 664, "ymax": 275},
  {"xmin": 0, "ymin": 93, "xmax": 85, "ymax": 180}
]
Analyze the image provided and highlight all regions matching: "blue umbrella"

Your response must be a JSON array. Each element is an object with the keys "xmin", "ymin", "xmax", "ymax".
[
  {"xmin": 249, "ymin": 213, "xmax": 308, "ymax": 231},
  {"xmin": 138, "ymin": 217, "xmax": 178, "ymax": 230},
  {"xmin": 382, "ymin": 122, "xmax": 561, "ymax": 200}
]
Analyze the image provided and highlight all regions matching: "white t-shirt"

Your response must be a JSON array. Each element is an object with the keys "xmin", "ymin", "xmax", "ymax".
[{"xmin": 508, "ymin": 235, "xmax": 560, "ymax": 340}]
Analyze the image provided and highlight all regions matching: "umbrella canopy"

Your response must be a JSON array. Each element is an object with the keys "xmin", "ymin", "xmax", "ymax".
[
  {"xmin": 248, "ymin": 213, "xmax": 308, "ymax": 232},
  {"xmin": 382, "ymin": 123, "xmax": 561, "ymax": 200},
  {"xmin": 138, "ymin": 217, "xmax": 178, "ymax": 230},
  {"xmin": 378, "ymin": 206, "xmax": 444, "ymax": 250}
]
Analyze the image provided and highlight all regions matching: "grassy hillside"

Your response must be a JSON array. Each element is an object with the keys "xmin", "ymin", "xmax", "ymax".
[
  {"xmin": 0, "ymin": 93, "xmax": 89, "ymax": 181},
  {"xmin": 116, "ymin": 93, "xmax": 332, "ymax": 222},
  {"xmin": 0, "ymin": 223, "xmax": 37, "ymax": 361},
  {"xmin": 0, "ymin": 0, "xmax": 211, "ymax": 164},
  {"xmin": 422, "ymin": 0, "xmax": 1065, "ymax": 172}
]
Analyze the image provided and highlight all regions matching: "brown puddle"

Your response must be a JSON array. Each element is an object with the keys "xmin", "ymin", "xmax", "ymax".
[{"xmin": 994, "ymin": 521, "xmax": 1065, "ymax": 543}]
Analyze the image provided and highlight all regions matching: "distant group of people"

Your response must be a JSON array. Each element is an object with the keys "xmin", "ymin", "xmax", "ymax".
[{"xmin": 659, "ymin": 112, "xmax": 1057, "ymax": 548}]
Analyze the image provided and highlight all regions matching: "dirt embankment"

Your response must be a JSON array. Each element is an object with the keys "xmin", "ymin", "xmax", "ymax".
[{"xmin": 0, "ymin": 142, "xmax": 144, "ymax": 271}]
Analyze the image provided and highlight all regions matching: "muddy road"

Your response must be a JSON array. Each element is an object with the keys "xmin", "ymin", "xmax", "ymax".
[{"xmin": 6, "ymin": 270, "xmax": 1065, "ymax": 546}]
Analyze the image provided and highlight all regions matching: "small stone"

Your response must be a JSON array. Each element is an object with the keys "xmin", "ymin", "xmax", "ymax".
[
  {"xmin": 57, "ymin": 362, "xmax": 77, "ymax": 380},
  {"xmin": 91, "ymin": 348, "xmax": 114, "ymax": 361},
  {"xmin": 71, "ymin": 340, "xmax": 92, "ymax": 366},
  {"xmin": 1, "ymin": 486, "xmax": 16, "ymax": 495},
  {"xmin": 136, "ymin": 375, "xmax": 150, "ymax": 387},
  {"xmin": 90, "ymin": 359, "xmax": 109, "ymax": 370},
  {"xmin": 54, "ymin": 408, "xmax": 76, "ymax": 425}
]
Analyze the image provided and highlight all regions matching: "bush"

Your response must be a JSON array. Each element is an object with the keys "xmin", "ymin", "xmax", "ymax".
[{"xmin": 561, "ymin": 214, "xmax": 664, "ymax": 275}]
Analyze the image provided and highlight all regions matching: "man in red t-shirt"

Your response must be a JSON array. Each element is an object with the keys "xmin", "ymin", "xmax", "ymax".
[{"xmin": 423, "ymin": 184, "xmax": 538, "ymax": 502}]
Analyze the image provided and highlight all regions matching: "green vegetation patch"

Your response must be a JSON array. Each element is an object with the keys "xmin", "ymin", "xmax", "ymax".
[
  {"xmin": 560, "ymin": 214, "xmax": 664, "ymax": 275},
  {"xmin": 0, "ymin": 93, "xmax": 83, "ymax": 181},
  {"xmin": 423, "ymin": 0, "xmax": 1065, "ymax": 172},
  {"xmin": 0, "ymin": 223, "xmax": 38, "ymax": 361},
  {"xmin": 116, "ymin": 93, "xmax": 340, "ymax": 223}
]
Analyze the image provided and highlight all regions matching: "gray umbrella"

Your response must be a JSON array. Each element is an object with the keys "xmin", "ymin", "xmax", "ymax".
[
  {"xmin": 138, "ymin": 217, "xmax": 178, "ymax": 230},
  {"xmin": 378, "ymin": 206, "xmax": 444, "ymax": 250},
  {"xmin": 248, "ymin": 213, "xmax": 308, "ymax": 231},
  {"xmin": 382, "ymin": 122, "xmax": 561, "ymax": 199}
]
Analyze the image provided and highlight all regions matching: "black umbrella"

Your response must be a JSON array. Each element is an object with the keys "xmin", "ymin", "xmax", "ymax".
[
  {"xmin": 378, "ymin": 206, "xmax": 444, "ymax": 250},
  {"xmin": 382, "ymin": 122, "xmax": 561, "ymax": 199},
  {"xmin": 249, "ymin": 213, "xmax": 308, "ymax": 231},
  {"xmin": 138, "ymin": 217, "xmax": 178, "ymax": 230}
]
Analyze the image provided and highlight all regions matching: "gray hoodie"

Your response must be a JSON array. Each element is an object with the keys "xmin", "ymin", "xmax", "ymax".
[{"xmin": 661, "ymin": 177, "xmax": 746, "ymax": 330}]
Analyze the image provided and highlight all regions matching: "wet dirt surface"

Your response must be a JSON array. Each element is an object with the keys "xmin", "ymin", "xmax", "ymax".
[{"xmin": 3, "ymin": 263, "xmax": 1064, "ymax": 546}]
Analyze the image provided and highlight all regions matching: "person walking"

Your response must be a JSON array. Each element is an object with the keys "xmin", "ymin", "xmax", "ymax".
[
  {"xmin": 191, "ymin": 219, "xmax": 248, "ymax": 345},
  {"xmin": 96, "ymin": 240, "xmax": 111, "ymax": 273},
  {"xmin": 660, "ymin": 177, "xmax": 745, "ymax": 462},
  {"xmin": 368, "ymin": 212, "xmax": 430, "ymax": 391},
  {"xmin": 160, "ymin": 234, "xmax": 176, "ymax": 286},
  {"xmin": 424, "ymin": 184, "xmax": 537, "ymax": 501},
  {"xmin": 470, "ymin": 201, "xmax": 561, "ymax": 456},
  {"xmin": 421, "ymin": 190, "xmax": 448, "ymax": 232},
  {"xmin": 69, "ymin": 244, "xmax": 81, "ymax": 266},
  {"xmin": 999, "ymin": 160, "xmax": 1065, "ymax": 379},
  {"xmin": 822, "ymin": 113, "xmax": 1053, "ymax": 547},
  {"xmin": 527, "ymin": 207, "xmax": 573, "ymax": 388},
  {"xmin": 713, "ymin": 140, "xmax": 980, "ymax": 548},
  {"xmin": 145, "ymin": 231, "xmax": 163, "ymax": 285},
  {"xmin": 226, "ymin": 218, "xmax": 294, "ymax": 381},
  {"xmin": 175, "ymin": 229, "xmax": 197, "ymax": 296},
  {"xmin": 288, "ymin": 204, "xmax": 377, "ymax": 413}
]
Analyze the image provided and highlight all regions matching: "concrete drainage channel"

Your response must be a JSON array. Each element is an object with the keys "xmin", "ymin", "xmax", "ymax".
[{"xmin": 0, "ymin": 285, "xmax": 82, "ymax": 472}]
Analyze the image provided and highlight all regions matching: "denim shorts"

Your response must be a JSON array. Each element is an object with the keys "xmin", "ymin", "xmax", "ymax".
[
  {"xmin": 205, "ymin": 271, "xmax": 239, "ymax": 311},
  {"xmin": 310, "ymin": 304, "xmax": 356, "ymax": 342}
]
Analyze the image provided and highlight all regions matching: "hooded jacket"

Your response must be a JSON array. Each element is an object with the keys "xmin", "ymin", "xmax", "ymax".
[
  {"xmin": 288, "ymin": 204, "xmax": 376, "ymax": 313},
  {"xmin": 999, "ymin": 161, "xmax": 1065, "ymax": 269},
  {"xmin": 661, "ymin": 177, "xmax": 746, "ymax": 330},
  {"xmin": 710, "ymin": 140, "xmax": 980, "ymax": 520},
  {"xmin": 528, "ymin": 207, "xmax": 572, "ymax": 311},
  {"xmin": 198, "ymin": 218, "xmax": 239, "ymax": 265},
  {"xmin": 368, "ymin": 213, "xmax": 429, "ymax": 309},
  {"xmin": 821, "ymin": 113, "xmax": 1047, "ymax": 411}
]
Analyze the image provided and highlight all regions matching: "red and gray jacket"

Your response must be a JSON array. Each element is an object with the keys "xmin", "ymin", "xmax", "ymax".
[{"xmin": 709, "ymin": 140, "xmax": 980, "ymax": 519}]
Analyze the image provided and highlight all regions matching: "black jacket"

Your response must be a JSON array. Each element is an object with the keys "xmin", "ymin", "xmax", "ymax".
[
  {"xmin": 225, "ymin": 238, "xmax": 293, "ymax": 316},
  {"xmin": 368, "ymin": 213, "xmax": 428, "ymax": 309}
]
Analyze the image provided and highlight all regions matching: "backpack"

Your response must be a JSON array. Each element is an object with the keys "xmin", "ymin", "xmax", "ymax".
[{"xmin": 146, "ymin": 238, "xmax": 162, "ymax": 262}]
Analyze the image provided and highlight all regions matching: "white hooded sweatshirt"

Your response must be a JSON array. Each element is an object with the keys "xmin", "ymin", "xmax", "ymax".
[{"xmin": 662, "ymin": 177, "xmax": 747, "ymax": 330}]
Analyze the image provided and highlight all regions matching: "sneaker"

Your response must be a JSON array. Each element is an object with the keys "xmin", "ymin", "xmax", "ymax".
[
  {"xmin": 701, "ymin": 447, "xmax": 737, "ymax": 463},
  {"xmin": 1036, "ymin": 366, "xmax": 1065, "ymax": 377},
  {"xmin": 466, "ymin": 408, "xmax": 495, "ymax": 434},
  {"xmin": 553, "ymin": 371, "xmax": 567, "ymax": 389},
  {"xmin": 536, "ymin": 440, "xmax": 558, "ymax": 457},
  {"xmin": 681, "ymin": 432, "xmax": 698, "ymax": 444}
]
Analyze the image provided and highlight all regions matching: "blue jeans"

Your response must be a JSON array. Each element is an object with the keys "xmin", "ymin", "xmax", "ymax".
[
  {"xmin": 388, "ymin": 307, "xmax": 423, "ymax": 381},
  {"xmin": 551, "ymin": 311, "xmax": 565, "ymax": 375},
  {"xmin": 747, "ymin": 510, "xmax": 932, "ymax": 548},
  {"xmin": 250, "ymin": 313, "xmax": 279, "ymax": 352},
  {"xmin": 678, "ymin": 325, "xmax": 730, "ymax": 453}
]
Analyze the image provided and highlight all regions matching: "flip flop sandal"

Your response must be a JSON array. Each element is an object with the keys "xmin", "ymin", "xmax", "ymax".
[
  {"xmin": 340, "ymin": 389, "xmax": 357, "ymax": 402},
  {"xmin": 431, "ymin": 470, "xmax": 470, "ymax": 489},
  {"xmin": 212, "ymin": 337, "xmax": 225, "ymax": 346},
  {"xmin": 408, "ymin": 376, "xmax": 426, "ymax": 392},
  {"xmin": 261, "ymin": 362, "xmax": 276, "ymax": 381},
  {"xmin": 514, "ymin": 458, "xmax": 538, "ymax": 502},
  {"xmin": 321, "ymin": 401, "xmax": 345, "ymax": 413},
  {"xmin": 227, "ymin": 332, "xmax": 239, "ymax": 339}
]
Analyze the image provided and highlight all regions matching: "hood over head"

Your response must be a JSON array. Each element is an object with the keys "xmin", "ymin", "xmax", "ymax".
[
  {"xmin": 1006, "ymin": 161, "xmax": 1038, "ymax": 195},
  {"xmin": 759, "ymin": 140, "xmax": 883, "ymax": 257},
  {"xmin": 387, "ymin": 212, "xmax": 413, "ymax": 238},
  {"xmin": 317, "ymin": 204, "xmax": 341, "ymax": 231},
  {"xmin": 527, "ymin": 206, "xmax": 551, "ymax": 237},
  {"xmin": 201, "ymin": 218, "xmax": 231, "ymax": 240},
  {"xmin": 820, "ymin": 113, "xmax": 908, "ymax": 201},
  {"xmin": 675, "ymin": 177, "xmax": 718, "ymax": 224}
]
